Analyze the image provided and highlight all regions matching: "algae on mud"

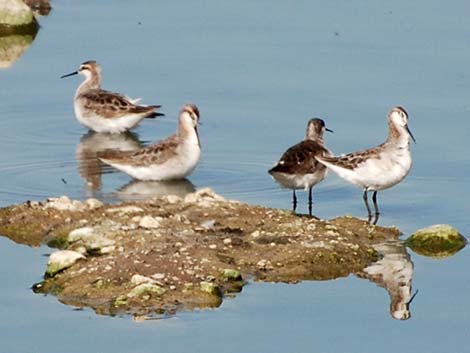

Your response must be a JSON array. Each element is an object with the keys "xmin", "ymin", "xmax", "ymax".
[{"xmin": 1, "ymin": 189, "xmax": 403, "ymax": 317}]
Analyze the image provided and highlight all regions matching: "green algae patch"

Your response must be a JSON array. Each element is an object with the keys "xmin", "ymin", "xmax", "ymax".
[
  {"xmin": 113, "ymin": 295, "xmax": 128, "ymax": 307},
  {"xmin": 406, "ymin": 224, "xmax": 467, "ymax": 259}
]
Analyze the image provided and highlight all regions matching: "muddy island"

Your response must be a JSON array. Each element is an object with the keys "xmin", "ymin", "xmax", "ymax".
[{"xmin": 0, "ymin": 189, "xmax": 409, "ymax": 317}]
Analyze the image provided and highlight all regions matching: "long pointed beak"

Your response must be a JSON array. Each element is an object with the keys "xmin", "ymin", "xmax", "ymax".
[
  {"xmin": 325, "ymin": 127, "xmax": 334, "ymax": 133},
  {"xmin": 194, "ymin": 126, "xmax": 201, "ymax": 148},
  {"xmin": 406, "ymin": 125, "xmax": 416, "ymax": 143},
  {"xmin": 407, "ymin": 289, "xmax": 419, "ymax": 305},
  {"xmin": 61, "ymin": 71, "xmax": 78, "ymax": 79}
]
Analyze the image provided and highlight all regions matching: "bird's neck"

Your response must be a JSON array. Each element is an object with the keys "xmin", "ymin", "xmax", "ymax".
[
  {"xmin": 76, "ymin": 73, "xmax": 101, "ymax": 96},
  {"xmin": 178, "ymin": 121, "xmax": 200, "ymax": 147},
  {"xmin": 386, "ymin": 122, "xmax": 410, "ymax": 148},
  {"xmin": 306, "ymin": 134, "xmax": 324, "ymax": 145}
]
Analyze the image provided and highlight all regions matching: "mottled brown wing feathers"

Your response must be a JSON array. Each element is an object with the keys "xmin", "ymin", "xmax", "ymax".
[
  {"xmin": 319, "ymin": 144, "xmax": 384, "ymax": 170},
  {"xmin": 270, "ymin": 140, "xmax": 328, "ymax": 174},
  {"xmin": 99, "ymin": 135, "xmax": 179, "ymax": 167},
  {"xmin": 81, "ymin": 90, "xmax": 156, "ymax": 119}
]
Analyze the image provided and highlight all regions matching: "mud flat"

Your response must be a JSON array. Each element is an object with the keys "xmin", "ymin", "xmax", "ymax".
[{"xmin": 0, "ymin": 188, "xmax": 402, "ymax": 317}]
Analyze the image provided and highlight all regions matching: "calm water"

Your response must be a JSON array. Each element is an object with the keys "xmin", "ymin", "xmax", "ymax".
[{"xmin": 1, "ymin": 1, "xmax": 470, "ymax": 352}]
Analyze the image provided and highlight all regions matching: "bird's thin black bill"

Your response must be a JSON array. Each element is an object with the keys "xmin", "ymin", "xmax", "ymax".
[
  {"xmin": 60, "ymin": 71, "xmax": 78, "ymax": 79},
  {"xmin": 406, "ymin": 125, "xmax": 416, "ymax": 143}
]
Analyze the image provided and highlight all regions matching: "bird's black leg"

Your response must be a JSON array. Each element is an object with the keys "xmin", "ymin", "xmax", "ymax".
[
  {"xmin": 308, "ymin": 187, "xmax": 313, "ymax": 217},
  {"xmin": 372, "ymin": 191, "xmax": 380, "ymax": 225},
  {"xmin": 363, "ymin": 189, "xmax": 372, "ymax": 222},
  {"xmin": 292, "ymin": 189, "xmax": 297, "ymax": 213}
]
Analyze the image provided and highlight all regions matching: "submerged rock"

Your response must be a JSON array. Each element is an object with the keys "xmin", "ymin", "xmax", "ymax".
[
  {"xmin": 46, "ymin": 250, "xmax": 85, "ymax": 277},
  {"xmin": 405, "ymin": 224, "xmax": 467, "ymax": 258}
]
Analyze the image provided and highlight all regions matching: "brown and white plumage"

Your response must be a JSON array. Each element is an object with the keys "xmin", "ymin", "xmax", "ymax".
[
  {"xmin": 61, "ymin": 60, "xmax": 164, "ymax": 133},
  {"xmin": 99, "ymin": 104, "xmax": 201, "ymax": 181},
  {"xmin": 269, "ymin": 118, "xmax": 333, "ymax": 215},
  {"xmin": 316, "ymin": 106, "xmax": 415, "ymax": 223}
]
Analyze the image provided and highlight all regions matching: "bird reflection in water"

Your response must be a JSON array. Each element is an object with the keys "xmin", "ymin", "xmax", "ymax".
[
  {"xmin": 76, "ymin": 131, "xmax": 143, "ymax": 190},
  {"xmin": 117, "ymin": 178, "xmax": 196, "ymax": 202},
  {"xmin": 357, "ymin": 241, "xmax": 417, "ymax": 320}
]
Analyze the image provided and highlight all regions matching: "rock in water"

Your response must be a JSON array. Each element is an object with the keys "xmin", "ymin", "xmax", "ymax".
[
  {"xmin": 0, "ymin": 0, "xmax": 36, "ymax": 27},
  {"xmin": 405, "ymin": 224, "xmax": 467, "ymax": 259}
]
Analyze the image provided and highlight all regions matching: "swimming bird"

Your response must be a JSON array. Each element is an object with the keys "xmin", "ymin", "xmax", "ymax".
[
  {"xmin": 316, "ymin": 106, "xmax": 415, "ymax": 224},
  {"xmin": 98, "ymin": 104, "xmax": 201, "ymax": 181},
  {"xmin": 268, "ymin": 118, "xmax": 333, "ymax": 216},
  {"xmin": 61, "ymin": 60, "xmax": 164, "ymax": 133}
]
